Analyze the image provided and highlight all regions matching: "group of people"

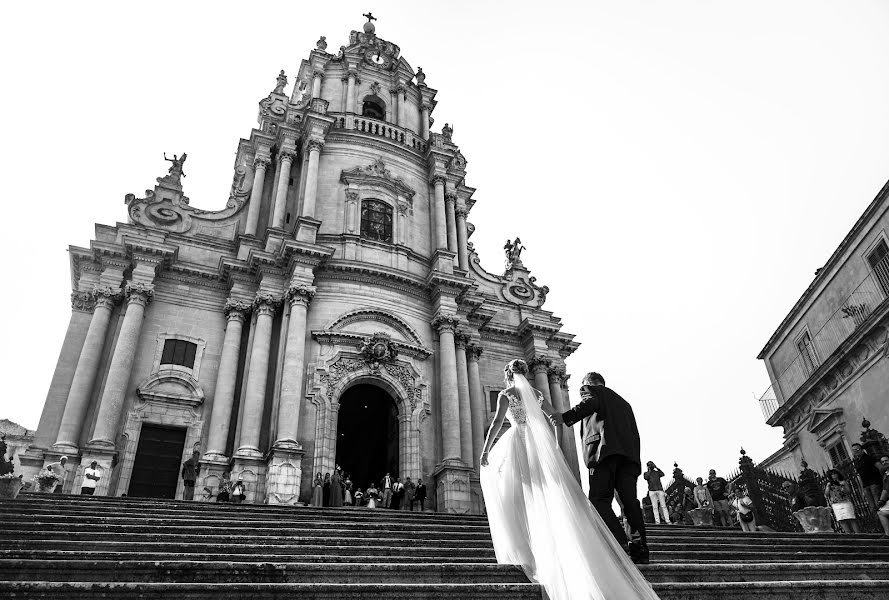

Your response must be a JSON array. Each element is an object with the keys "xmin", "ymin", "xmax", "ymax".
[{"xmin": 310, "ymin": 467, "xmax": 427, "ymax": 510}]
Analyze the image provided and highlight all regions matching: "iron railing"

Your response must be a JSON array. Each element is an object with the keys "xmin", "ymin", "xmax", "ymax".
[
  {"xmin": 768, "ymin": 254, "xmax": 889, "ymax": 410},
  {"xmin": 758, "ymin": 386, "xmax": 779, "ymax": 420}
]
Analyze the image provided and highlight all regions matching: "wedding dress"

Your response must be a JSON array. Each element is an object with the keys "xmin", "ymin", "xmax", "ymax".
[{"xmin": 480, "ymin": 374, "xmax": 660, "ymax": 600}]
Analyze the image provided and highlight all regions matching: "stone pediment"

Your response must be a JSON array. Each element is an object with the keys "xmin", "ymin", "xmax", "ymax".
[
  {"xmin": 806, "ymin": 408, "xmax": 845, "ymax": 444},
  {"xmin": 312, "ymin": 309, "xmax": 431, "ymax": 359},
  {"xmin": 137, "ymin": 370, "xmax": 205, "ymax": 408},
  {"xmin": 340, "ymin": 159, "xmax": 416, "ymax": 202}
]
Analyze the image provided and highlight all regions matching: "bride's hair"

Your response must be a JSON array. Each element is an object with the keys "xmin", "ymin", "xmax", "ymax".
[{"xmin": 503, "ymin": 359, "xmax": 529, "ymax": 382}]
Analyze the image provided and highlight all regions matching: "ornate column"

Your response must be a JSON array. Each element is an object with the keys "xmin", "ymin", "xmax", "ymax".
[
  {"xmin": 549, "ymin": 367, "xmax": 580, "ymax": 481},
  {"xmin": 433, "ymin": 316, "xmax": 461, "ymax": 462},
  {"xmin": 236, "ymin": 293, "xmax": 278, "ymax": 458},
  {"xmin": 271, "ymin": 151, "xmax": 295, "ymax": 229},
  {"xmin": 245, "ymin": 156, "xmax": 270, "ymax": 236},
  {"xmin": 431, "ymin": 175, "xmax": 448, "ymax": 251},
  {"xmin": 454, "ymin": 332, "xmax": 473, "ymax": 467},
  {"xmin": 341, "ymin": 74, "xmax": 349, "ymax": 113},
  {"xmin": 420, "ymin": 103, "xmax": 431, "ymax": 139},
  {"xmin": 396, "ymin": 86, "xmax": 407, "ymax": 126},
  {"xmin": 529, "ymin": 356, "xmax": 557, "ymax": 444},
  {"xmin": 466, "ymin": 344, "xmax": 486, "ymax": 470},
  {"xmin": 89, "ymin": 283, "xmax": 153, "ymax": 449},
  {"xmin": 203, "ymin": 301, "xmax": 250, "ymax": 461},
  {"xmin": 302, "ymin": 140, "xmax": 324, "ymax": 219},
  {"xmin": 345, "ymin": 71, "xmax": 357, "ymax": 113},
  {"xmin": 455, "ymin": 206, "xmax": 470, "ymax": 271},
  {"xmin": 312, "ymin": 70, "xmax": 323, "ymax": 98},
  {"xmin": 53, "ymin": 288, "xmax": 121, "ymax": 454},
  {"xmin": 444, "ymin": 193, "xmax": 458, "ymax": 254},
  {"xmin": 275, "ymin": 284, "xmax": 315, "ymax": 446}
]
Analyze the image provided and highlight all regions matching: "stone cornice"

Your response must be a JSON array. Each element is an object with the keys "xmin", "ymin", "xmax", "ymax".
[{"xmin": 319, "ymin": 260, "xmax": 430, "ymax": 297}]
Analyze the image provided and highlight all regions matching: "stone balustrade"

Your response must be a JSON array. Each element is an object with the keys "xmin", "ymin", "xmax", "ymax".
[{"xmin": 331, "ymin": 113, "xmax": 428, "ymax": 153}]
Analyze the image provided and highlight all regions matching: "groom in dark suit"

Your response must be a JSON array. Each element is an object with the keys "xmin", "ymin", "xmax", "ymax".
[{"xmin": 551, "ymin": 372, "xmax": 649, "ymax": 564}]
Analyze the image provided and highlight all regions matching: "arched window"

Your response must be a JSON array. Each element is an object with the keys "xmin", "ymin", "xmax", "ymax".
[
  {"xmin": 362, "ymin": 96, "xmax": 385, "ymax": 120},
  {"xmin": 360, "ymin": 199, "xmax": 393, "ymax": 242}
]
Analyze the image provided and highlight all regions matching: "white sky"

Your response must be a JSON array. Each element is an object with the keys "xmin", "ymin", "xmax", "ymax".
[{"xmin": 3, "ymin": 1, "xmax": 889, "ymax": 490}]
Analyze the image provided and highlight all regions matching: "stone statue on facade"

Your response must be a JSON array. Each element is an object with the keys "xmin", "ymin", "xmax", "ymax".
[
  {"xmin": 504, "ymin": 237, "xmax": 525, "ymax": 269},
  {"xmin": 273, "ymin": 70, "xmax": 288, "ymax": 95},
  {"xmin": 415, "ymin": 67, "xmax": 425, "ymax": 85},
  {"xmin": 316, "ymin": 36, "xmax": 328, "ymax": 51},
  {"xmin": 442, "ymin": 123, "xmax": 453, "ymax": 141},
  {"xmin": 163, "ymin": 153, "xmax": 187, "ymax": 181}
]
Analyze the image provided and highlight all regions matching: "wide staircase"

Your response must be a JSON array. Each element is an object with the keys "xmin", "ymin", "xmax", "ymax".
[{"xmin": 1, "ymin": 494, "xmax": 888, "ymax": 599}]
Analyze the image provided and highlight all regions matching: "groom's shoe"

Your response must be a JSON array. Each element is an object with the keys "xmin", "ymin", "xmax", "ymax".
[{"xmin": 629, "ymin": 541, "xmax": 650, "ymax": 565}]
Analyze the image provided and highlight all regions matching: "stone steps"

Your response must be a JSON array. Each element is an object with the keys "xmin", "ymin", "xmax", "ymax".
[{"xmin": 4, "ymin": 494, "xmax": 889, "ymax": 599}]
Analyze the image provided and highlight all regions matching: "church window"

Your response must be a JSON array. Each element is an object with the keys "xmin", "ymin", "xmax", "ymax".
[
  {"xmin": 360, "ymin": 199, "xmax": 393, "ymax": 242},
  {"xmin": 827, "ymin": 440, "xmax": 849, "ymax": 467},
  {"xmin": 160, "ymin": 339, "xmax": 197, "ymax": 369},
  {"xmin": 867, "ymin": 238, "xmax": 889, "ymax": 295},
  {"xmin": 795, "ymin": 330, "xmax": 818, "ymax": 376},
  {"xmin": 362, "ymin": 96, "xmax": 385, "ymax": 120}
]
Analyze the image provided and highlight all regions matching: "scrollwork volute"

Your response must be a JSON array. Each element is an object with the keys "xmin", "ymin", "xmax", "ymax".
[
  {"xmin": 306, "ymin": 139, "xmax": 325, "ymax": 154},
  {"xmin": 253, "ymin": 156, "xmax": 271, "ymax": 170},
  {"xmin": 223, "ymin": 300, "xmax": 251, "ymax": 322},
  {"xmin": 124, "ymin": 282, "xmax": 154, "ymax": 306},
  {"xmin": 253, "ymin": 292, "xmax": 280, "ymax": 316},
  {"xmin": 71, "ymin": 290, "xmax": 96, "ymax": 313},
  {"xmin": 454, "ymin": 331, "xmax": 470, "ymax": 350},
  {"xmin": 92, "ymin": 286, "xmax": 123, "ymax": 310},
  {"xmin": 285, "ymin": 284, "xmax": 316, "ymax": 307},
  {"xmin": 430, "ymin": 175, "xmax": 447, "ymax": 187},
  {"xmin": 548, "ymin": 366, "xmax": 566, "ymax": 385},
  {"xmin": 431, "ymin": 314, "xmax": 459, "ymax": 334},
  {"xmin": 466, "ymin": 344, "xmax": 483, "ymax": 362},
  {"xmin": 278, "ymin": 150, "xmax": 297, "ymax": 164},
  {"xmin": 528, "ymin": 355, "xmax": 551, "ymax": 375}
]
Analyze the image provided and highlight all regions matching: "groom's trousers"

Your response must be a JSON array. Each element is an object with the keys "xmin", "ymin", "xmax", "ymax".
[{"xmin": 588, "ymin": 455, "xmax": 647, "ymax": 547}]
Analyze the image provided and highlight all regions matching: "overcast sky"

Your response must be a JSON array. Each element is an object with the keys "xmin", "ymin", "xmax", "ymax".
[{"xmin": 3, "ymin": 1, "xmax": 889, "ymax": 487}]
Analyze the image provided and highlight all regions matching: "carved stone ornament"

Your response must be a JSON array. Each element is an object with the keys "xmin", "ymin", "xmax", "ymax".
[
  {"xmin": 529, "ymin": 356, "xmax": 551, "ymax": 375},
  {"xmin": 340, "ymin": 158, "xmax": 416, "ymax": 203},
  {"xmin": 306, "ymin": 139, "xmax": 325, "ymax": 154},
  {"xmin": 359, "ymin": 332, "xmax": 400, "ymax": 372},
  {"xmin": 432, "ymin": 314, "xmax": 459, "ymax": 333},
  {"xmin": 92, "ymin": 286, "xmax": 123, "ymax": 309},
  {"xmin": 316, "ymin": 36, "xmax": 328, "ymax": 51},
  {"xmin": 71, "ymin": 290, "xmax": 96, "ymax": 313},
  {"xmin": 466, "ymin": 344, "xmax": 483, "ymax": 361},
  {"xmin": 253, "ymin": 293, "xmax": 280, "ymax": 316},
  {"xmin": 285, "ymin": 284, "xmax": 316, "ymax": 307},
  {"xmin": 348, "ymin": 27, "xmax": 400, "ymax": 72},
  {"xmin": 279, "ymin": 150, "xmax": 297, "ymax": 164},
  {"xmin": 125, "ymin": 282, "xmax": 154, "ymax": 305},
  {"xmin": 273, "ymin": 70, "xmax": 288, "ymax": 95},
  {"xmin": 223, "ymin": 300, "xmax": 251, "ymax": 321}
]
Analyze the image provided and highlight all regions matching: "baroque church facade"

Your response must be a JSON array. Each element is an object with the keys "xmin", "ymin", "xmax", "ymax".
[{"xmin": 23, "ymin": 17, "xmax": 580, "ymax": 513}]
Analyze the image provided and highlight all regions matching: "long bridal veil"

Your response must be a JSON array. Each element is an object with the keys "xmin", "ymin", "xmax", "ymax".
[{"xmin": 480, "ymin": 374, "xmax": 660, "ymax": 600}]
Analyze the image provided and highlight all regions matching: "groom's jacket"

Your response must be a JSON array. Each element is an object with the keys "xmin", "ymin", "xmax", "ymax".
[{"xmin": 561, "ymin": 385, "xmax": 641, "ymax": 468}]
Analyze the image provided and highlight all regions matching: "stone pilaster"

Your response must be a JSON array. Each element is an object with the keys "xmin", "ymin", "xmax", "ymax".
[
  {"xmin": 265, "ymin": 284, "xmax": 315, "ymax": 505},
  {"xmin": 466, "ymin": 344, "xmax": 486, "ymax": 471},
  {"xmin": 88, "ymin": 282, "xmax": 153, "ymax": 450},
  {"xmin": 444, "ymin": 192, "xmax": 458, "ymax": 254},
  {"xmin": 301, "ymin": 139, "xmax": 324, "ymax": 220},
  {"xmin": 431, "ymin": 175, "xmax": 448, "ymax": 251},
  {"xmin": 311, "ymin": 70, "xmax": 323, "ymax": 98},
  {"xmin": 53, "ymin": 287, "xmax": 122, "ymax": 454},
  {"xmin": 345, "ymin": 71, "xmax": 357, "ymax": 113},
  {"xmin": 236, "ymin": 292, "xmax": 278, "ymax": 459},
  {"xmin": 420, "ymin": 103, "xmax": 431, "ymax": 139},
  {"xmin": 455, "ymin": 206, "xmax": 470, "ymax": 271},
  {"xmin": 245, "ymin": 156, "xmax": 270, "ymax": 236},
  {"xmin": 203, "ymin": 300, "xmax": 250, "ymax": 463},
  {"xmin": 271, "ymin": 151, "xmax": 295, "ymax": 229},
  {"xmin": 454, "ymin": 331, "xmax": 473, "ymax": 468}
]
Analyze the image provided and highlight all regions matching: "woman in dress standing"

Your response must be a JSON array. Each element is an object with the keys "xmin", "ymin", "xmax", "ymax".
[
  {"xmin": 825, "ymin": 469, "xmax": 860, "ymax": 533},
  {"xmin": 322, "ymin": 472, "xmax": 331, "ymax": 507},
  {"xmin": 311, "ymin": 472, "xmax": 324, "ymax": 507},
  {"xmin": 729, "ymin": 485, "xmax": 757, "ymax": 532},
  {"xmin": 344, "ymin": 473, "xmax": 353, "ymax": 506},
  {"xmin": 330, "ymin": 466, "xmax": 344, "ymax": 507},
  {"xmin": 480, "ymin": 359, "xmax": 660, "ymax": 600}
]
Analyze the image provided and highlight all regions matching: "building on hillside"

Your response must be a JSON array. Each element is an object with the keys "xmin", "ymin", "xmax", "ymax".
[
  {"xmin": 757, "ymin": 178, "xmax": 889, "ymax": 473},
  {"xmin": 20, "ymin": 16, "xmax": 581, "ymax": 512},
  {"xmin": 0, "ymin": 419, "xmax": 35, "ymax": 471}
]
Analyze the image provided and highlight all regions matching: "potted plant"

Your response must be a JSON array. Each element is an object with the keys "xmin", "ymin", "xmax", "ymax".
[
  {"xmin": 32, "ymin": 469, "xmax": 60, "ymax": 494},
  {"xmin": 0, "ymin": 435, "xmax": 23, "ymax": 500}
]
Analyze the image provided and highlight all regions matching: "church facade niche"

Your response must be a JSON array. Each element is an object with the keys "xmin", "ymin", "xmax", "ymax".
[{"xmin": 22, "ymin": 15, "xmax": 580, "ymax": 514}]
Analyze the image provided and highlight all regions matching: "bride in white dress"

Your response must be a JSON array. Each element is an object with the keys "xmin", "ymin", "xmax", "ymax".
[{"xmin": 480, "ymin": 359, "xmax": 660, "ymax": 600}]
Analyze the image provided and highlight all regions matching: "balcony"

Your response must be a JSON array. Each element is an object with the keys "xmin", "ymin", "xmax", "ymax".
[
  {"xmin": 330, "ymin": 113, "xmax": 428, "ymax": 154},
  {"xmin": 766, "ymin": 254, "xmax": 889, "ymax": 417}
]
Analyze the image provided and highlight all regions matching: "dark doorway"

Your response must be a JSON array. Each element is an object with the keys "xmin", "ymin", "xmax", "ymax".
[
  {"xmin": 128, "ymin": 424, "xmax": 187, "ymax": 499},
  {"xmin": 336, "ymin": 384, "xmax": 399, "ymax": 489}
]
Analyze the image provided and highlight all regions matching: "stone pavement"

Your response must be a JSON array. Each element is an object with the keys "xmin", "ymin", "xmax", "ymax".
[{"xmin": 1, "ymin": 494, "xmax": 888, "ymax": 599}]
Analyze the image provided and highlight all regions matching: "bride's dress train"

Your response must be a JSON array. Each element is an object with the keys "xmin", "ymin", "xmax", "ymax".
[{"xmin": 480, "ymin": 375, "xmax": 660, "ymax": 600}]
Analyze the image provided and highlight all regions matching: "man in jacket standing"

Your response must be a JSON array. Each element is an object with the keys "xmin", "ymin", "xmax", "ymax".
[{"xmin": 181, "ymin": 450, "xmax": 200, "ymax": 501}]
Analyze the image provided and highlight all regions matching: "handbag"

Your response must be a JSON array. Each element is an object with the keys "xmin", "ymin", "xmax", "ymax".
[{"xmin": 739, "ymin": 510, "xmax": 754, "ymax": 523}]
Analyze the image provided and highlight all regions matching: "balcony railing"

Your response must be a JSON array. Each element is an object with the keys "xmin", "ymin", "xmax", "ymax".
[
  {"xmin": 330, "ymin": 113, "xmax": 428, "ymax": 154},
  {"xmin": 758, "ymin": 385, "xmax": 779, "ymax": 420},
  {"xmin": 769, "ymin": 254, "xmax": 889, "ymax": 412}
]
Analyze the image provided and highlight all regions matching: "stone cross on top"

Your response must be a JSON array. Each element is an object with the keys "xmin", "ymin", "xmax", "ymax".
[{"xmin": 363, "ymin": 12, "xmax": 377, "ymax": 23}]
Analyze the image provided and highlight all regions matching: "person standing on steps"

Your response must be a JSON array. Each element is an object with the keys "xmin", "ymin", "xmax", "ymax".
[
  {"xmin": 706, "ymin": 469, "xmax": 731, "ymax": 527},
  {"xmin": 852, "ymin": 443, "xmax": 883, "ymax": 514},
  {"xmin": 644, "ymin": 462, "xmax": 670, "ymax": 525},
  {"xmin": 693, "ymin": 477, "xmax": 712, "ymax": 509},
  {"xmin": 412, "ymin": 479, "xmax": 426, "ymax": 511},
  {"xmin": 392, "ymin": 477, "xmax": 405, "ymax": 510},
  {"xmin": 81, "ymin": 461, "xmax": 101, "ymax": 496},
  {"xmin": 330, "ymin": 466, "xmax": 343, "ymax": 508},
  {"xmin": 180, "ymin": 450, "xmax": 200, "ymax": 501},
  {"xmin": 403, "ymin": 477, "xmax": 416, "ymax": 511},
  {"xmin": 311, "ymin": 472, "xmax": 323, "ymax": 507},
  {"xmin": 875, "ymin": 456, "xmax": 889, "ymax": 537},
  {"xmin": 380, "ymin": 472, "xmax": 393, "ymax": 508},
  {"xmin": 323, "ymin": 472, "xmax": 331, "ymax": 507}
]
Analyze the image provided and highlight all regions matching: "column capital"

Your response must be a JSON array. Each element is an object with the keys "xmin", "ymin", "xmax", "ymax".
[
  {"xmin": 396, "ymin": 85, "xmax": 408, "ymax": 96},
  {"xmin": 528, "ymin": 355, "xmax": 551, "ymax": 375},
  {"xmin": 223, "ymin": 300, "xmax": 251, "ymax": 322},
  {"xmin": 278, "ymin": 150, "xmax": 296, "ymax": 163},
  {"xmin": 548, "ymin": 366, "xmax": 566, "ymax": 384},
  {"xmin": 92, "ymin": 286, "xmax": 123, "ymax": 309},
  {"xmin": 253, "ymin": 292, "xmax": 280, "ymax": 316},
  {"xmin": 430, "ymin": 174, "xmax": 447, "ymax": 187},
  {"xmin": 454, "ymin": 331, "xmax": 471, "ymax": 349},
  {"xmin": 71, "ymin": 291, "xmax": 96, "ymax": 313},
  {"xmin": 466, "ymin": 343, "xmax": 483, "ymax": 362},
  {"xmin": 313, "ymin": 69, "xmax": 325, "ymax": 79},
  {"xmin": 253, "ymin": 156, "xmax": 271, "ymax": 170},
  {"xmin": 455, "ymin": 206, "xmax": 469, "ymax": 219},
  {"xmin": 432, "ymin": 314, "xmax": 459, "ymax": 334},
  {"xmin": 285, "ymin": 284, "xmax": 316, "ymax": 307},
  {"xmin": 305, "ymin": 139, "xmax": 325, "ymax": 154},
  {"xmin": 124, "ymin": 282, "xmax": 153, "ymax": 306},
  {"xmin": 444, "ymin": 192, "xmax": 458, "ymax": 205},
  {"xmin": 421, "ymin": 103, "xmax": 433, "ymax": 112}
]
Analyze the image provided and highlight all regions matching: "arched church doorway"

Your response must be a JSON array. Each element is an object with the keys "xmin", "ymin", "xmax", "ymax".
[{"xmin": 336, "ymin": 384, "xmax": 399, "ymax": 490}]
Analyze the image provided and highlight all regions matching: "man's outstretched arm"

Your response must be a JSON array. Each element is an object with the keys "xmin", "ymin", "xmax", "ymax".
[{"xmin": 553, "ymin": 387, "xmax": 602, "ymax": 427}]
